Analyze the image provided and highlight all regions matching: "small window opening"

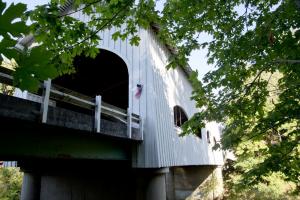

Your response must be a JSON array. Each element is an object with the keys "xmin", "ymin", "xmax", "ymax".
[
  {"xmin": 196, "ymin": 128, "xmax": 202, "ymax": 139},
  {"xmin": 173, "ymin": 106, "xmax": 188, "ymax": 127},
  {"xmin": 207, "ymin": 131, "xmax": 211, "ymax": 143}
]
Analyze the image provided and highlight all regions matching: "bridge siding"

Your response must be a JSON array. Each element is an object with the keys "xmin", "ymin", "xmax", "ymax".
[{"xmin": 66, "ymin": 12, "xmax": 224, "ymax": 168}]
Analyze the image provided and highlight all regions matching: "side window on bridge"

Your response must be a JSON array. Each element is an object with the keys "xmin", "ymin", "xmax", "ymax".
[
  {"xmin": 173, "ymin": 106, "xmax": 188, "ymax": 128},
  {"xmin": 207, "ymin": 131, "xmax": 211, "ymax": 143}
]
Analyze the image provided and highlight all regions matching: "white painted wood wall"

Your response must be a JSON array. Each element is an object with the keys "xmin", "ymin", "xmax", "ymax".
[{"xmin": 70, "ymin": 12, "xmax": 224, "ymax": 168}]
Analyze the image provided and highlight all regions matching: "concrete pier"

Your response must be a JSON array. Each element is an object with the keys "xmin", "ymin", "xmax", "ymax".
[
  {"xmin": 20, "ymin": 160, "xmax": 169, "ymax": 200},
  {"xmin": 21, "ymin": 172, "xmax": 41, "ymax": 200},
  {"xmin": 145, "ymin": 168, "xmax": 168, "ymax": 200},
  {"xmin": 20, "ymin": 160, "xmax": 223, "ymax": 200}
]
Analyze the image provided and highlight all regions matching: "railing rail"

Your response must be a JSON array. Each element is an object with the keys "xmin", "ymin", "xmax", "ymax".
[{"xmin": 0, "ymin": 69, "xmax": 143, "ymax": 140}]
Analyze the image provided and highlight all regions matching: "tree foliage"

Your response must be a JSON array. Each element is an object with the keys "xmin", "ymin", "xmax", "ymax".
[
  {"xmin": 168, "ymin": 0, "xmax": 300, "ymax": 194},
  {"xmin": 0, "ymin": 0, "xmax": 299, "ymax": 196},
  {"xmin": 0, "ymin": 167, "xmax": 23, "ymax": 200},
  {"xmin": 0, "ymin": 0, "xmax": 158, "ymax": 91},
  {"xmin": 0, "ymin": 1, "xmax": 27, "ymax": 58}
]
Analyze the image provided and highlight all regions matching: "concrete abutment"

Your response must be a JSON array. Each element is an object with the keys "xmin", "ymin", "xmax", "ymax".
[{"xmin": 21, "ymin": 172, "xmax": 41, "ymax": 200}]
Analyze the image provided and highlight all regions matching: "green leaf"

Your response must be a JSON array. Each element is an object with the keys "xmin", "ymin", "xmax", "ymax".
[
  {"xmin": 0, "ymin": 1, "xmax": 27, "ymax": 38},
  {"xmin": 13, "ymin": 46, "xmax": 58, "ymax": 92}
]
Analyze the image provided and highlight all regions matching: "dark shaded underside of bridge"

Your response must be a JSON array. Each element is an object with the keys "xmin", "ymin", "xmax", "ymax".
[{"xmin": 0, "ymin": 94, "xmax": 139, "ymax": 161}]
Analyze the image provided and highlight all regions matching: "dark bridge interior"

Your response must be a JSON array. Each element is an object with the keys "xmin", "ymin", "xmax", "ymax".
[{"xmin": 54, "ymin": 49, "xmax": 129, "ymax": 110}]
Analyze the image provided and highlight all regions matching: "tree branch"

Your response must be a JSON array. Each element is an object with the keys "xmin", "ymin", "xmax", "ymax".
[
  {"xmin": 63, "ymin": 1, "xmax": 132, "ymax": 51},
  {"xmin": 273, "ymin": 59, "xmax": 300, "ymax": 64},
  {"xmin": 59, "ymin": 0, "xmax": 103, "ymax": 18}
]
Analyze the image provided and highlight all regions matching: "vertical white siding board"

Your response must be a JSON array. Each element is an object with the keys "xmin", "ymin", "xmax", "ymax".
[
  {"xmin": 109, "ymin": 27, "xmax": 114, "ymax": 51},
  {"xmin": 150, "ymin": 33, "xmax": 171, "ymax": 167},
  {"xmin": 136, "ymin": 28, "xmax": 151, "ymax": 167},
  {"xmin": 141, "ymin": 29, "xmax": 148, "ymax": 166},
  {"xmin": 119, "ymin": 35, "xmax": 122, "ymax": 53},
  {"xmin": 158, "ymin": 59, "xmax": 171, "ymax": 165},
  {"xmin": 102, "ymin": 29, "xmax": 108, "ymax": 49},
  {"xmin": 145, "ymin": 64, "xmax": 153, "ymax": 166},
  {"xmin": 153, "ymin": 70, "xmax": 163, "ymax": 166},
  {"xmin": 101, "ymin": 31, "xmax": 105, "ymax": 46},
  {"xmin": 128, "ymin": 41, "xmax": 133, "ymax": 113},
  {"xmin": 166, "ymin": 53, "xmax": 177, "ymax": 166},
  {"xmin": 120, "ymin": 32, "xmax": 127, "ymax": 60},
  {"xmin": 101, "ymin": 30, "xmax": 106, "ymax": 48},
  {"xmin": 138, "ymin": 29, "xmax": 147, "ymax": 122},
  {"xmin": 125, "ymin": 39, "xmax": 132, "ymax": 73},
  {"xmin": 147, "ymin": 30, "xmax": 162, "ymax": 167},
  {"xmin": 152, "ymin": 31, "xmax": 165, "ymax": 166},
  {"xmin": 163, "ymin": 41, "xmax": 175, "ymax": 166},
  {"xmin": 107, "ymin": 28, "xmax": 111, "ymax": 49},
  {"xmin": 131, "ymin": 29, "xmax": 141, "ymax": 115},
  {"xmin": 155, "ymin": 36, "xmax": 168, "ymax": 167},
  {"xmin": 128, "ymin": 39, "xmax": 133, "ymax": 113},
  {"xmin": 113, "ymin": 27, "xmax": 117, "ymax": 50},
  {"xmin": 149, "ymin": 33, "xmax": 159, "ymax": 166},
  {"xmin": 117, "ymin": 29, "xmax": 121, "ymax": 51},
  {"xmin": 125, "ymin": 37, "xmax": 130, "ymax": 63},
  {"xmin": 138, "ymin": 28, "xmax": 142, "ymax": 114},
  {"xmin": 114, "ymin": 27, "xmax": 129, "ymax": 113},
  {"xmin": 149, "ymin": 46, "xmax": 160, "ymax": 167},
  {"xmin": 158, "ymin": 40, "xmax": 168, "ymax": 167}
]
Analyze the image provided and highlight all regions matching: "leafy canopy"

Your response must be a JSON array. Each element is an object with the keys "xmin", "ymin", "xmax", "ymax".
[
  {"xmin": 0, "ymin": 0, "xmax": 158, "ymax": 91},
  {"xmin": 0, "ymin": 1, "xmax": 27, "ymax": 59},
  {"xmin": 0, "ymin": 0, "xmax": 299, "ymax": 194},
  {"xmin": 168, "ymin": 0, "xmax": 300, "ymax": 193}
]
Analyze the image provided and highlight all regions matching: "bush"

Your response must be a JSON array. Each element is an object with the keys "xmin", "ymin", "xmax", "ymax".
[
  {"xmin": 223, "ymin": 168, "xmax": 299, "ymax": 200},
  {"xmin": 0, "ymin": 167, "xmax": 23, "ymax": 200}
]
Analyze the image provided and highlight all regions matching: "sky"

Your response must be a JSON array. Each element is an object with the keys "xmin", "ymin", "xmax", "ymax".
[{"xmin": 5, "ymin": 0, "xmax": 214, "ymax": 80}]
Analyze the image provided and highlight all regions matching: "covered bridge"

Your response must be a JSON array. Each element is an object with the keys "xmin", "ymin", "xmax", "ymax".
[{"xmin": 0, "ymin": 3, "xmax": 224, "ymax": 200}]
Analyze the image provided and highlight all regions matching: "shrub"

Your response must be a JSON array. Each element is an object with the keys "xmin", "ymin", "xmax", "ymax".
[{"xmin": 0, "ymin": 167, "xmax": 23, "ymax": 200}]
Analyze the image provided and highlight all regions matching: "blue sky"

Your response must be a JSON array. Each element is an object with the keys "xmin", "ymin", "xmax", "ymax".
[{"xmin": 5, "ymin": 0, "xmax": 213, "ymax": 80}]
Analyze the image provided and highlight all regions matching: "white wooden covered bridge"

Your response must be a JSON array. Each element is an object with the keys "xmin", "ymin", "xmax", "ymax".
[{"xmin": 0, "ymin": 2, "xmax": 224, "ymax": 200}]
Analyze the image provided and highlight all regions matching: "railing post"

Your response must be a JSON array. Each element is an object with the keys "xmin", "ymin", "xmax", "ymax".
[
  {"xmin": 127, "ymin": 108, "xmax": 132, "ymax": 138},
  {"xmin": 139, "ymin": 117, "xmax": 144, "ymax": 140},
  {"xmin": 95, "ymin": 95, "xmax": 102, "ymax": 133},
  {"xmin": 41, "ymin": 79, "xmax": 51, "ymax": 123}
]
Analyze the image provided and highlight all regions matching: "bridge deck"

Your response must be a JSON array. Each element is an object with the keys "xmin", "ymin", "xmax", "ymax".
[
  {"xmin": 0, "ymin": 94, "xmax": 141, "ymax": 140},
  {"xmin": 0, "ymin": 68, "xmax": 142, "ymax": 161},
  {"xmin": 0, "ymin": 114, "xmax": 132, "ymax": 160}
]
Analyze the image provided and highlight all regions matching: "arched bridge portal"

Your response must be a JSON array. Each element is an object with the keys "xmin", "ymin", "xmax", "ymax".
[
  {"xmin": 54, "ymin": 49, "xmax": 129, "ymax": 110},
  {"xmin": 0, "ymin": 49, "xmax": 142, "ymax": 161}
]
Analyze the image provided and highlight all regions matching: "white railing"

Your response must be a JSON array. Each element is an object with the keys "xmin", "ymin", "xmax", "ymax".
[
  {"xmin": 0, "ymin": 71, "xmax": 143, "ymax": 140},
  {"xmin": 41, "ymin": 79, "xmax": 143, "ymax": 139}
]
